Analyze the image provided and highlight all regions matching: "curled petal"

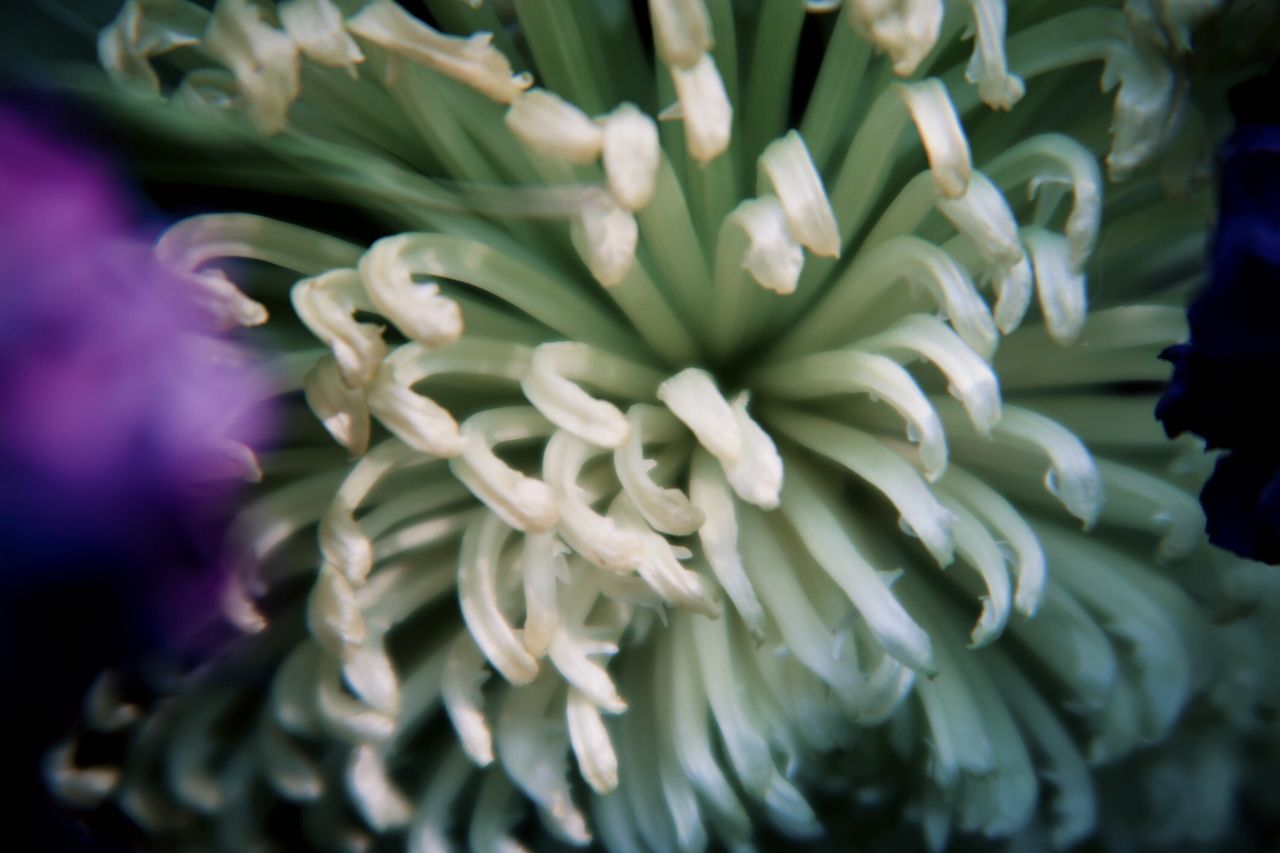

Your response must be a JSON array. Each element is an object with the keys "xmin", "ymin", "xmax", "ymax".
[
  {"xmin": 649, "ymin": 0, "xmax": 714, "ymax": 69},
  {"xmin": 347, "ymin": 0, "xmax": 531, "ymax": 103},
  {"xmin": 567, "ymin": 689, "xmax": 619, "ymax": 794},
  {"xmin": 601, "ymin": 104, "xmax": 661, "ymax": 211},
  {"xmin": 572, "ymin": 190, "xmax": 639, "ymax": 287},
  {"xmin": 858, "ymin": 313, "xmax": 1002, "ymax": 436},
  {"xmin": 758, "ymin": 130, "xmax": 841, "ymax": 258},
  {"xmin": 358, "ymin": 234, "xmax": 464, "ymax": 350},
  {"xmin": 688, "ymin": 451, "xmax": 766, "ymax": 639},
  {"xmin": 346, "ymin": 746, "xmax": 412, "ymax": 832},
  {"xmin": 614, "ymin": 405, "xmax": 705, "ymax": 536},
  {"xmin": 452, "ymin": 407, "xmax": 559, "ymax": 533},
  {"xmin": 544, "ymin": 431, "xmax": 645, "ymax": 572},
  {"xmin": 98, "ymin": 0, "xmax": 205, "ymax": 95},
  {"xmin": 442, "ymin": 636, "xmax": 496, "ymax": 766},
  {"xmin": 669, "ymin": 53, "xmax": 733, "ymax": 164},
  {"xmin": 506, "ymin": 89, "xmax": 604, "ymax": 164},
  {"xmin": 963, "ymin": 0, "xmax": 1025, "ymax": 109},
  {"xmin": 204, "ymin": 0, "xmax": 300, "ymax": 135},
  {"xmin": 279, "ymin": 0, "xmax": 364, "ymax": 71},
  {"xmin": 850, "ymin": 0, "xmax": 944, "ymax": 76},
  {"xmin": 1023, "ymin": 226, "xmax": 1087, "ymax": 346},
  {"xmin": 291, "ymin": 269, "xmax": 386, "ymax": 388},
  {"xmin": 898, "ymin": 79, "xmax": 972, "ymax": 199},
  {"xmin": 457, "ymin": 513, "xmax": 540, "ymax": 685},
  {"xmin": 523, "ymin": 342, "xmax": 660, "ymax": 449},
  {"xmin": 731, "ymin": 196, "xmax": 805, "ymax": 295},
  {"xmin": 303, "ymin": 356, "xmax": 371, "ymax": 455}
]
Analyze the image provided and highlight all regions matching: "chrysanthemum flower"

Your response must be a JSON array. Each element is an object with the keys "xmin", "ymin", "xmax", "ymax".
[{"xmin": 50, "ymin": 0, "xmax": 1280, "ymax": 849}]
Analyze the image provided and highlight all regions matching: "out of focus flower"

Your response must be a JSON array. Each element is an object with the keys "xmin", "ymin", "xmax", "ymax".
[
  {"xmin": 1157, "ymin": 64, "xmax": 1280, "ymax": 565},
  {"xmin": 0, "ymin": 106, "xmax": 271, "ymax": 630},
  {"xmin": 45, "ymin": 1, "xmax": 1280, "ymax": 850},
  {"xmin": 0, "ymin": 104, "xmax": 275, "ymax": 846}
]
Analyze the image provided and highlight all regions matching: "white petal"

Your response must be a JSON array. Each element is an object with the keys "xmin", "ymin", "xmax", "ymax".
[
  {"xmin": 506, "ymin": 89, "xmax": 604, "ymax": 164},
  {"xmin": 601, "ymin": 104, "xmax": 661, "ymax": 210},
  {"xmin": 524, "ymin": 341, "xmax": 661, "ymax": 447},
  {"xmin": 731, "ymin": 196, "xmax": 805, "ymax": 295},
  {"xmin": 613, "ymin": 405, "xmax": 705, "ymax": 536},
  {"xmin": 669, "ymin": 53, "xmax": 732, "ymax": 163},
  {"xmin": 1101, "ymin": 41, "xmax": 1179, "ymax": 180},
  {"xmin": 688, "ymin": 451, "xmax": 766, "ymax": 640},
  {"xmin": 342, "ymin": 635, "xmax": 401, "ymax": 716},
  {"xmin": 307, "ymin": 564, "xmax": 366, "ymax": 657},
  {"xmin": 941, "ymin": 498, "xmax": 1012, "ymax": 646},
  {"xmin": 572, "ymin": 190, "xmax": 639, "ymax": 286},
  {"xmin": 657, "ymin": 367, "xmax": 742, "ymax": 461},
  {"xmin": 610, "ymin": 496, "xmax": 721, "ymax": 616},
  {"xmin": 258, "ymin": 723, "xmax": 322, "ymax": 802},
  {"xmin": 963, "ymin": 0, "xmax": 1024, "ymax": 109},
  {"xmin": 451, "ymin": 407, "xmax": 559, "ymax": 533},
  {"xmin": 457, "ymin": 513, "xmax": 540, "ymax": 685},
  {"xmin": 858, "ymin": 313, "xmax": 1002, "ymax": 436},
  {"xmin": 986, "ymin": 133, "xmax": 1102, "ymax": 269},
  {"xmin": 44, "ymin": 741, "xmax": 121, "ymax": 809},
  {"xmin": 991, "ymin": 254, "xmax": 1033, "ymax": 334},
  {"xmin": 936, "ymin": 171, "xmax": 1023, "ymax": 270},
  {"xmin": 782, "ymin": 466, "xmax": 936, "ymax": 675},
  {"xmin": 758, "ymin": 130, "xmax": 841, "ymax": 258},
  {"xmin": 442, "ymin": 635, "xmax": 496, "ymax": 766},
  {"xmin": 1023, "ymin": 226, "xmax": 1087, "ymax": 346},
  {"xmin": 520, "ymin": 532, "xmax": 566, "ymax": 657},
  {"xmin": 98, "ymin": 0, "xmax": 204, "ymax": 95},
  {"xmin": 544, "ymin": 431, "xmax": 645, "ymax": 572},
  {"xmin": 995, "ymin": 406, "xmax": 1104, "ymax": 529},
  {"xmin": 347, "ymin": 0, "xmax": 531, "ymax": 103},
  {"xmin": 319, "ymin": 502, "xmax": 374, "ymax": 586},
  {"xmin": 358, "ymin": 234, "xmax": 464, "ymax": 349},
  {"xmin": 366, "ymin": 349, "xmax": 465, "ymax": 458},
  {"xmin": 204, "ymin": 0, "xmax": 300, "ymax": 135},
  {"xmin": 303, "ymin": 356, "xmax": 371, "ymax": 455},
  {"xmin": 648, "ymin": 0, "xmax": 714, "ymax": 69},
  {"xmin": 292, "ymin": 269, "xmax": 385, "ymax": 388},
  {"xmin": 723, "ymin": 393, "xmax": 785, "ymax": 509},
  {"xmin": 898, "ymin": 79, "xmax": 972, "ymax": 199},
  {"xmin": 494, "ymin": 680, "xmax": 592, "ymax": 845},
  {"xmin": 186, "ymin": 267, "xmax": 269, "ymax": 329},
  {"xmin": 347, "ymin": 746, "xmax": 412, "ymax": 832},
  {"xmin": 849, "ymin": 0, "xmax": 944, "ymax": 76},
  {"xmin": 548, "ymin": 629, "xmax": 628, "ymax": 714},
  {"xmin": 767, "ymin": 410, "xmax": 955, "ymax": 566},
  {"xmin": 279, "ymin": 0, "xmax": 364, "ymax": 70},
  {"xmin": 937, "ymin": 466, "xmax": 1046, "ymax": 616},
  {"xmin": 567, "ymin": 689, "xmax": 619, "ymax": 794},
  {"xmin": 759, "ymin": 350, "xmax": 949, "ymax": 480}
]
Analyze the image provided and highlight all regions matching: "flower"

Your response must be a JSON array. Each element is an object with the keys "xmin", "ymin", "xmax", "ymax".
[
  {"xmin": 50, "ymin": 0, "xmax": 1280, "ymax": 850},
  {"xmin": 1156, "ymin": 62, "xmax": 1280, "ymax": 565},
  {"xmin": 0, "ymin": 103, "xmax": 273, "ymax": 626},
  {"xmin": 0, "ymin": 102, "xmax": 273, "ymax": 844}
]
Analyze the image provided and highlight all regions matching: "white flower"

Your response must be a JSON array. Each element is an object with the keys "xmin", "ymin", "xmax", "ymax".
[{"xmin": 58, "ymin": 1, "xmax": 1280, "ymax": 850}]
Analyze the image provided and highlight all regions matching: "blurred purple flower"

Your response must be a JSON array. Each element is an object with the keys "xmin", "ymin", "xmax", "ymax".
[
  {"xmin": 0, "ymin": 105, "xmax": 273, "ymax": 641},
  {"xmin": 1156, "ymin": 67, "xmax": 1280, "ymax": 564}
]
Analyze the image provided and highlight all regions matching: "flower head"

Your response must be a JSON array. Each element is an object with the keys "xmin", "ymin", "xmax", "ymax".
[
  {"xmin": 0, "ymin": 105, "xmax": 271, "ymax": 611},
  {"xmin": 49, "ymin": 1, "xmax": 1280, "ymax": 849},
  {"xmin": 1157, "ymin": 63, "xmax": 1280, "ymax": 564},
  {"xmin": 0, "ymin": 102, "xmax": 275, "ymax": 843}
]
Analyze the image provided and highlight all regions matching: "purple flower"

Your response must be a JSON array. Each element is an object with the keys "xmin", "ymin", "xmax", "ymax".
[
  {"xmin": 1156, "ymin": 67, "xmax": 1280, "ymax": 564},
  {"xmin": 0, "ymin": 105, "xmax": 272, "ymax": 643}
]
